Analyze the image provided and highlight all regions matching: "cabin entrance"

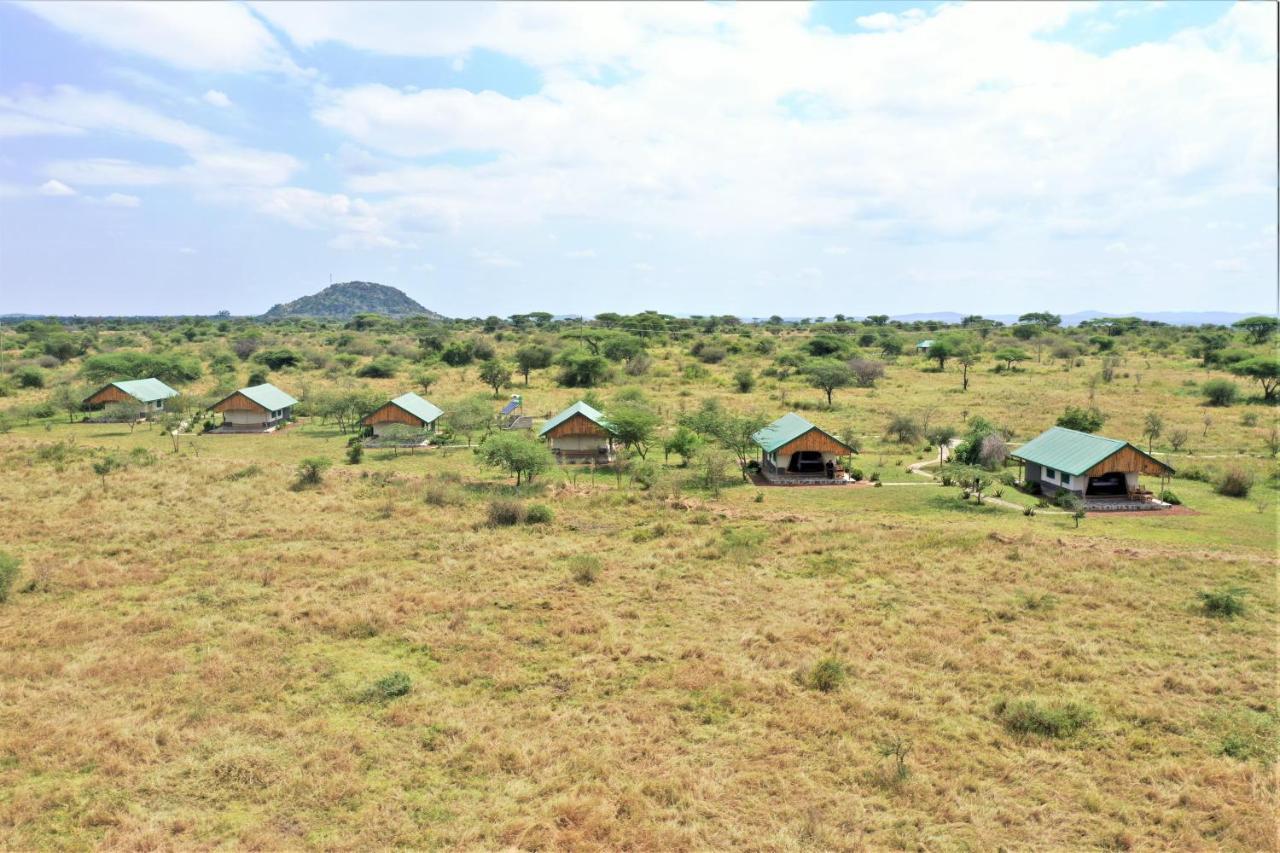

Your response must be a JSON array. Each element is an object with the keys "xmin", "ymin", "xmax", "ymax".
[
  {"xmin": 1086, "ymin": 472, "xmax": 1127, "ymax": 497},
  {"xmin": 788, "ymin": 450, "xmax": 825, "ymax": 474}
]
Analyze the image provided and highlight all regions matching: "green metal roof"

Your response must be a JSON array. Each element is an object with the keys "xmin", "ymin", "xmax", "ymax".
[
  {"xmin": 538, "ymin": 400, "xmax": 613, "ymax": 436},
  {"xmin": 235, "ymin": 383, "xmax": 298, "ymax": 411},
  {"xmin": 95, "ymin": 378, "xmax": 179, "ymax": 403},
  {"xmin": 374, "ymin": 392, "xmax": 442, "ymax": 425},
  {"xmin": 1011, "ymin": 426, "xmax": 1173, "ymax": 476},
  {"xmin": 752, "ymin": 412, "xmax": 851, "ymax": 454}
]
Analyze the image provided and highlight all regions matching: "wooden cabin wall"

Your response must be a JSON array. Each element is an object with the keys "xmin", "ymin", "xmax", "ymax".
[
  {"xmin": 545, "ymin": 413, "xmax": 607, "ymax": 439},
  {"xmin": 364, "ymin": 402, "xmax": 426, "ymax": 427}
]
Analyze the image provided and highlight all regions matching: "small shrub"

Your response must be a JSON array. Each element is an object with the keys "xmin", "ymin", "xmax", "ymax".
[
  {"xmin": 847, "ymin": 468, "xmax": 864, "ymax": 482},
  {"xmin": 362, "ymin": 672, "xmax": 412, "ymax": 702},
  {"xmin": 753, "ymin": 491, "xmax": 764, "ymax": 503},
  {"xmin": 994, "ymin": 697, "xmax": 1094, "ymax": 738},
  {"xmin": 486, "ymin": 500, "xmax": 526, "ymax": 526},
  {"xmin": 1214, "ymin": 467, "xmax": 1253, "ymax": 498},
  {"xmin": 1022, "ymin": 506, "xmax": 1036, "ymax": 517},
  {"xmin": 295, "ymin": 457, "xmax": 331, "ymax": 487},
  {"xmin": 1159, "ymin": 489, "xmax": 1181, "ymax": 505},
  {"xmin": 346, "ymin": 443, "xmax": 363, "ymax": 465},
  {"xmin": 802, "ymin": 657, "xmax": 846, "ymax": 693},
  {"xmin": 525, "ymin": 503, "xmax": 554, "ymax": 525},
  {"xmin": 733, "ymin": 368, "xmax": 755, "ymax": 393},
  {"xmin": 1239, "ymin": 412, "xmax": 1258, "ymax": 427},
  {"xmin": 16, "ymin": 367, "xmax": 44, "ymax": 389},
  {"xmin": 1198, "ymin": 588, "xmax": 1246, "ymax": 618},
  {"xmin": 1201, "ymin": 379, "xmax": 1239, "ymax": 407},
  {"xmin": 569, "ymin": 554, "xmax": 600, "ymax": 584},
  {"xmin": 226, "ymin": 464, "xmax": 261, "ymax": 481},
  {"xmin": 0, "ymin": 551, "xmax": 20, "ymax": 603}
]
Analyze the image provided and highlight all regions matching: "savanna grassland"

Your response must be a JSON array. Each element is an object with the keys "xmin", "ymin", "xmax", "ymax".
[{"xmin": 0, "ymin": 314, "xmax": 1276, "ymax": 850}]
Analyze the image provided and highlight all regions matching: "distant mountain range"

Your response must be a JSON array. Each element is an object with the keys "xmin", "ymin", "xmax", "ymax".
[
  {"xmin": 882, "ymin": 310, "xmax": 1263, "ymax": 327},
  {"xmin": 261, "ymin": 282, "xmax": 442, "ymax": 320}
]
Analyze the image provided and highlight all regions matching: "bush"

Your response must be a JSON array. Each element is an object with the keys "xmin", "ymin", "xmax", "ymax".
[
  {"xmin": 885, "ymin": 413, "xmax": 922, "ymax": 444},
  {"xmin": 254, "ymin": 348, "xmax": 300, "ymax": 370},
  {"xmin": 994, "ymin": 697, "xmax": 1094, "ymax": 738},
  {"xmin": 1215, "ymin": 466, "xmax": 1254, "ymax": 498},
  {"xmin": 0, "ymin": 551, "xmax": 20, "ymax": 603},
  {"xmin": 355, "ymin": 357, "xmax": 399, "ymax": 378},
  {"xmin": 1201, "ymin": 379, "xmax": 1239, "ymax": 407},
  {"xmin": 486, "ymin": 500, "xmax": 526, "ymax": 526},
  {"xmin": 733, "ymin": 367, "xmax": 755, "ymax": 393},
  {"xmin": 345, "ymin": 443, "xmax": 363, "ymax": 465},
  {"xmin": 16, "ymin": 367, "xmax": 44, "ymax": 388},
  {"xmin": 362, "ymin": 672, "xmax": 411, "ymax": 702},
  {"xmin": 695, "ymin": 344, "xmax": 727, "ymax": 364},
  {"xmin": 525, "ymin": 503, "xmax": 554, "ymax": 525},
  {"xmin": 1159, "ymin": 489, "xmax": 1180, "ymax": 505},
  {"xmin": 1056, "ymin": 405, "xmax": 1106, "ymax": 433},
  {"xmin": 847, "ymin": 467, "xmax": 864, "ymax": 482},
  {"xmin": 295, "ymin": 457, "xmax": 331, "ymax": 487},
  {"xmin": 423, "ymin": 482, "xmax": 465, "ymax": 507},
  {"xmin": 569, "ymin": 554, "xmax": 600, "ymax": 584},
  {"xmin": 802, "ymin": 657, "xmax": 846, "ymax": 693},
  {"xmin": 1198, "ymin": 588, "xmax": 1246, "ymax": 618}
]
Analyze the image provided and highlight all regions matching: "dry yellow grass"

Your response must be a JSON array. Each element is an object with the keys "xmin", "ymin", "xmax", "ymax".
[{"xmin": 0, "ymin": 327, "xmax": 1276, "ymax": 848}]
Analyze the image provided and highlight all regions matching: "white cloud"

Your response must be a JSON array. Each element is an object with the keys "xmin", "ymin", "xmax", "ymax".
[
  {"xmin": 1, "ymin": 87, "xmax": 299, "ymax": 189},
  {"xmin": 471, "ymin": 248, "xmax": 520, "ymax": 267},
  {"xmin": 16, "ymin": 1, "xmax": 293, "ymax": 73},
  {"xmin": 203, "ymin": 89, "xmax": 233, "ymax": 108},
  {"xmin": 310, "ymin": 0, "xmax": 1274, "ymax": 240},
  {"xmin": 39, "ymin": 179, "xmax": 77, "ymax": 197},
  {"xmin": 564, "ymin": 248, "xmax": 597, "ymax": 259},
  {"xmin": 99, "ymin": 192, "xmax": 141, "ymax": 207}
]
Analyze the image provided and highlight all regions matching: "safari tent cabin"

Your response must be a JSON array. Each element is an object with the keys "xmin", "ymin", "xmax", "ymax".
[
  {"xmin": 361, "ymin": 392, "xmax": 443, "ymax": 438},
  {"xmin": 916, "ymin": 340, "xmax": 934, "ymax": 354},
  {"xmin": 538, "ymin": 401, "xmax": 616, "ymax": 463},
  {"xmin": 1011, "ymin": 426, "xmax": 1174, "ymax": 506},
  {"xmin": 83, "ymin": 378, "xmax": 178, "ymax": 418},
  {"xmin": 753, "ymin": 413, "xmax": 854, "ymax": 484},
  {"xmin": 211, "ymin": 383, "xmax": 298, "ymax": 432}
]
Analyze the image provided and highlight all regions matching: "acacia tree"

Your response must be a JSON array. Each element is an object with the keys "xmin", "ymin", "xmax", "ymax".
[
  {"xmin": 1230, "ymin": 356, "xmax": 1279, "ymax": 402},
  {"xmin": 680, "ymin": 401, "xmax": 767, "ymax": 481},
  {"xmin": 478, "ymin": 359, "xmax": 511, "ymax": 397},
  {"xmin": 445, "ymin": 397, "xmax": 494, "ymax": 446},
  {"xmin": 993, "ymin": 347, "xmax": 1029, "ymax": 371},
  {"xmin": 1142, "ymin": 412, "xmax": 1164, "ymax": 453},
  {"xmin": 806, "ymin": 360, "xmax": 854, "ymax": 406},
  {"xmin": 477, "ymin": 432, "xmax": 553, "ymax": 487},
  {"xmin": 926, "ymin": 425, "xmax": 957, "ymax": 466},
  {"xmin": 514, "ymin": 345, "xmax": 553, "ymax": 385},
  {"xmin": 606, "ymin": 404, "xmax": 659, "ymax": 460},
  {"xmin": 1233, "ymin": 315, "xmax": 1278, "ymax": 345},
  {"xmin": 926, "ymin": 339, "xmax": 954, "ymax": 370}
]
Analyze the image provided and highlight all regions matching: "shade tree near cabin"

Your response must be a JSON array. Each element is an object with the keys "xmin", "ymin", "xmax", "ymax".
[
  {"xmin": 556, "ymin": 348, "xmax": 612, "ymax": 387},
  {"xmin": 679, "ymin": 400, "xmax": 767, "ymax": 481},
  {"xmin": 444, "ymin": 396, "xmax": 493, "ymax": 446},
  {"xmin": 805, "ymin": 360, "xmax": 854, "ymax": 406},
  {"xmin": 926, "ymin": 425, "xmax": 957, "ymax": 466},
  {"xmin": 477, "ymin": 432, "xmax": 553, "ymax": 487},
  {"xmin": 606, "ymin": 404, "xmax": 659, "ymax": 459},
  {"xmin": 1057, "ymin": 405, "xmax": 1106, "ymax": 433},
  {"xmin": 662, "ymin": 425, "xmax": 702, "ymax": 466}
]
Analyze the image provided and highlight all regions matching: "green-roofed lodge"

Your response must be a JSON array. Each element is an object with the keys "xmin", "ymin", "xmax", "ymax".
[
  {"xmin": 210, "ymin": 383, "xmax": 298, "ymax": 432},
  {"xmin": 752, "ymin": 413, "xmax": 854, "ymax": 484},
  {"xmin": 361, "ymin": 392, "xmax": 443, "ymax": 438},
  {"xmin": 1011, "ymin": 426, "xmax": 1175, "ymax": 506},
  {"xmin": 538, "ymin": 400, "xmax": 616, "ymax": 464},
  {"xmin": 83, "ymin": 378, "xmax": 179, "ymax": 418}
]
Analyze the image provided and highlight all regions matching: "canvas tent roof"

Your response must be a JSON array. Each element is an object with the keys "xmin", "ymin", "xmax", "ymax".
[
  {"xmin": 1011, "ymin": 426, "xmax": 1173, "ymax": 476},
  {"xmin": 378, "ymin": 392, "xmax": 442, "ymax": 424},
  {"xmin": 752, "ymin": 412, "xmax": 851, "ymax": 454},
  {"xmin": 225, "ymin": 383, "xmax": 298, "ymax": 411},
  {"xmin": 538, "ymin": 400, "xmax": 613, "ymax": 436},
  {"xmin": 93, "ymin": 378, "xmax": 179, "ymax": 403}
]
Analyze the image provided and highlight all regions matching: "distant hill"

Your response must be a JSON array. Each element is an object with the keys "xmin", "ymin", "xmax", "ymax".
[
  {"xmin": 261, "ymin": 282, "xmax": 443, "ymax": 320},
  {"xmin": 882, "ymin": 310, "xmax": 1261, "ymax": 327}
]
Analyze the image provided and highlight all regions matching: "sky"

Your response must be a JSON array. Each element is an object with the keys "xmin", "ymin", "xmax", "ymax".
[{"xmin": 0, "ymin": 0, "xmax": 1275, "ymax": 318}]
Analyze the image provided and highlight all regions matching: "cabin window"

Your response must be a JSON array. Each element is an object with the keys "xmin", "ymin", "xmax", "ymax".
[{"xmin": 1044, "ymin": 467, "xmax": 1056, "ymax": 479}]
